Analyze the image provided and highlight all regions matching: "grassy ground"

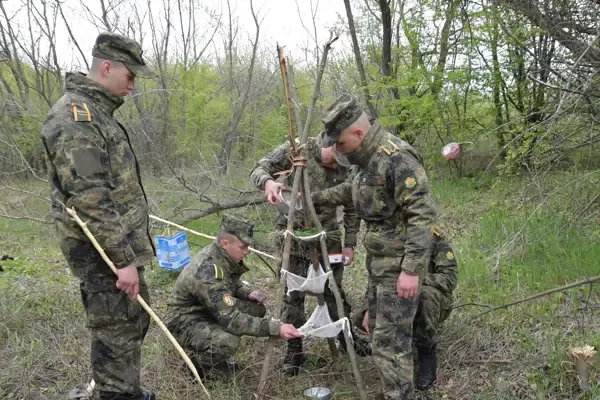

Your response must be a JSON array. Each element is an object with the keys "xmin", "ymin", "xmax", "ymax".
[{"xmin": 1, "ymin": 171, "xmax": 600, "ymax": 399}]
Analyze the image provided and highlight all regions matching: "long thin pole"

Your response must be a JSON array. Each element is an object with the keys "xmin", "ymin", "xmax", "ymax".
[{"xmin": 65, "ymin": 207, "xmax": 211, "ymax": 399}]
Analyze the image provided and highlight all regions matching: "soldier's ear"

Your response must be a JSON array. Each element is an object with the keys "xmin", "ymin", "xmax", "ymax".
[
  {"xmin": 100, "ymin": 60, "xmax": 112, "ymax": 78},
  {"xmin": 220, "ymin": 239, "xmax": 229, "ymax": 250}
]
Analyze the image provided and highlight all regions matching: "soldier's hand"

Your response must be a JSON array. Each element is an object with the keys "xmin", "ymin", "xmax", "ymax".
[
  {"xmin": 397, "ymin": 271, "xmax": 419, "ymax": 299},
  {"xmin": 264, "ymin": 179, "xmax": 284, "ymax": 205},
  {"xmin": 362, "ymin": 310, "xmax": 369, "ymax": 334},
  {"xmin": 248, "ymin": 290, "xmax": 266, "ymax": 304},
  {"xmin": 342, "ymin": 247, "xmax": 354, "ymax": 265},
  {"xmin": 280, "ymin": 324, "xmax": 302, "ymax": 340},
  {"xmin": 116, "ymin": 265, "xmax": 140, "ymax": 300}
]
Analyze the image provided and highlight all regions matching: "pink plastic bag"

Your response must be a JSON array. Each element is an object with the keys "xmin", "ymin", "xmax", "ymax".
[{"xmin": 441, "ymin": 142, "xmax": 461, "ymax": 160}]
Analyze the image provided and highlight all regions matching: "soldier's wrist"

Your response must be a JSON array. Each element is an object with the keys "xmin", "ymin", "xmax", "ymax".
[{"xmin": 268, "ymin": 318, "xmax": 282, "ymax": 336}]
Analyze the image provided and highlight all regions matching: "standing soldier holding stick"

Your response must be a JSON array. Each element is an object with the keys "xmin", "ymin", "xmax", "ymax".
[{"xmin": 41, "ymin": 32, "xmax": 157, "ymax": 400}]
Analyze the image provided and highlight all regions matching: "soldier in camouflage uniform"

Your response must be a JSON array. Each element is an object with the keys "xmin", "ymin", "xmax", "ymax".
[
  {"xmin": 312, "ymin": 95, "xmax": 439, "ymax": 400},
  {"xmin": 354, "ymin": 233, "xmax": 458, "ymax": 391},
  {"xmin": 41, "ymin": 33, "xmax": 157, "ymax": 400},
  {"xmin": 250, "ymin": 135, "xmax": 365, "ymax": 374},
  {"xmin": 165, "ymin": 214, "xmax": 300, "ymax": 377}
]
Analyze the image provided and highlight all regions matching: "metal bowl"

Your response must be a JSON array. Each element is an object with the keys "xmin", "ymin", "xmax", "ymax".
[
  {"xmin": 275, "ymin": 187, "xmax": 303, "ymax": 216},
  {"xmin": 303, "ymin": 387, "xmax": 331, "ymax": 400}
]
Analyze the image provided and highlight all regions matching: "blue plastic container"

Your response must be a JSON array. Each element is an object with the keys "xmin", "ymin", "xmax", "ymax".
[{"xmin": 154, "ymin": 231, "xmax": 191, "ymax": 271}]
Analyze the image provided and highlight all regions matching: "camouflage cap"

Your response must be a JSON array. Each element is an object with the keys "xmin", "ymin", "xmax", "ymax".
[
  {"xmin": 92, "ymin": 32, "xmax": 157, "ymax": 79},
  {"xmin": 220, "ymin": 214, "xmax": 254, "ymax": 245},
  {"xmin": 320, "ymin": 95, "xmax": 363, "ymax": 147}
]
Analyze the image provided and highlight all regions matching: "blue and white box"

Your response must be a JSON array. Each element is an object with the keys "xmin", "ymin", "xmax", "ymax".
[{"xmin": 155, "ymin": 231, "xmax": 191, "ymax": 271}]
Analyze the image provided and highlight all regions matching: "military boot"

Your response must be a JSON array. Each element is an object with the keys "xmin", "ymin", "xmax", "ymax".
[
  {"xmin": 282, "ymin": 338, "xmax": 305, "ymax": 376},
  {"xmin": 337, "ymin": 329, "xmax": 372, "ymax": 357},
  {"xmin": 416, "ymin": 344, "xmax": 437, "ymax": 391}
]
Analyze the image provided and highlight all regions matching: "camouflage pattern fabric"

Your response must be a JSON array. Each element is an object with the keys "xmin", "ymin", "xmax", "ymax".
[
  {"xmin": 353, "ymin": 236, "xmax": 458, "ymax": 349},
  {"xmin": 176, "ymin": 298, "xmax": 266, "ymax": 367},
  {"xmin": 42, "ymin": 72, "xmax": 154, "ymax": 269},
  {"xmin": 320, "ymin": 95, "xmax": 364, "ymax": 147},
  {"xmin": 249, "ymin": 136, "xmax": 360, "ymax": 248},
  {"xmin": 166, "ymin": 242, "xmax": 280, "ymax": 366},
  {"xmin": 61, "ymin": 238, "xmax": 150, "ymax": 394},
  {"xmin": 42, "ymin": 70, "xmax": 155, "ymax": 395},
  {"xmin": 92, "ymin": 31, "xmax": 157, "ymax": 78},
  {"xmin": 414, "ymin": 237, "xmax": 457, "ymax": 348},
  {"xmin": 314, "ymin": 105, "xmax": 439, "ymax": 399},
  {"xmin": 220, "ymin": 214, "xmax": 254, "ymax": 245}
]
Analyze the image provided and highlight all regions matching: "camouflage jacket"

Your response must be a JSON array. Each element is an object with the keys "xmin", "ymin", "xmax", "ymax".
[
  {"xmin": 165, "ymin": 242, "xmax": 280, "ymax": 337},
  {"xmin": 313, "ymin": 122, "xmax": 438, "ymax": 275},
  {"xmin": 425, "ymin": 235, "xmax": 458, "ymax": 296},
  {"xmin": 41, "ymin": 72, "xmax": 154, "ymax": 269},
  {"xmin": 250, "ymin": 136, "xmax": 359, "ymax": 247}
]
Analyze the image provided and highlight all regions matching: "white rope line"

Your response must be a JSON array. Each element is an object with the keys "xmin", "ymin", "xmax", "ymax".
[
  {"xmin": 149, "ymin": 215, "xmax": 278, "ymax": 261},
  {"xmin": 283, "ymin": 229, "xmax": 327, "ymax": 241}
]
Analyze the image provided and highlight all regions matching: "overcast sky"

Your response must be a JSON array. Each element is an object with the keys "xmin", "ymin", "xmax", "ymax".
[{"xmin": 4, "ymin": 0, "xmax": 353, "ymax": 71}]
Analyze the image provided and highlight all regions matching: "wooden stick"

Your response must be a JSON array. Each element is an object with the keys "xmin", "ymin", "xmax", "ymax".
[
  {"xmin": 476, "ymin": 275, "xmax": 600, "ymax": 317},
  {"xmin": 149, "ymin": 214, "xmax": 278, "ymax": 261},
  {"xmin": 65, "ymin": 207, "xmax": 211, "ymax": 399},
  {"xmin": 258, "ymin": 45, "xmax": 305, "ymax": 396}
]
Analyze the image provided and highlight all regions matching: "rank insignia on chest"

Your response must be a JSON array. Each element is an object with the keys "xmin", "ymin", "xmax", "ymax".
[
  {"xmin": 405, "ymin": 176, "xmax": 417, "ymax": 188},
  {"xmin": 446, "ymin": 252, "xmax": 455, "ymax": 260},
  {"xmin": 223, "ymin": 293, "xmax": 234, "ymax": 307}
]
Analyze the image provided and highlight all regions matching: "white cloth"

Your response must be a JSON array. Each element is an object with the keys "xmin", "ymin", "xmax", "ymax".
[
  {"xmin": 281, "ymin": 264, "xmax": 331, "ymax": 295},
  {"xmin": 298, "ymin": 304, "xmax": 352, "ymax": 339}
]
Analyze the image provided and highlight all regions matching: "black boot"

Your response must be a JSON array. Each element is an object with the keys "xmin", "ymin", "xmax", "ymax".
[
  {"xmin": 338, "ymin": 329, "xmax": 372, "ymax": 357},
  {"xmin": 416, "ymin": 344, "xmax": 437, "ymax": 391},
  {"xmin": 282, "ymin": 338, "xmax": 305, "ymax": 376}
]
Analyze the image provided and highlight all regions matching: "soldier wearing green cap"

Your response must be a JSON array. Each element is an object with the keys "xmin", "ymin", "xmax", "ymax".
[
  {"xmin": 312, "ymin": 95, "xmax": 439, "ymax": 400},
  {"xmin": 165, "ymin": 214, "xmax": 301, "ymax": 378},
  {"xmin": 249, "ymin": 135, "xmax": 368, "ymax": 375},
  {"xmin": 41, "ymin": 32, "xmax": 157, "ymax": 400}
]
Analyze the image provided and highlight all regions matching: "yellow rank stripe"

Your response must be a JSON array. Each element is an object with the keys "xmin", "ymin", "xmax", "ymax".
[
  {"xmin": 71, "ymin": 103, "xmax": 79, "ymax": 122},
  {"xmin": 213, "ymin": 264, "xmax": 224, "ymax": 279},
  {"xmin": 82, "ymin": 103, "xmax": 92, "ymax": 121},
  {"xmin": 379, "ymin": 145, "xmax": 391, "ymax": 155},
  {"xmin": 71, "ymin": 103, "xmax": 92, "ymax": 122},
  {"xmin": 387, "ymin": 140, "xmax": 400, "ymax": 151}
]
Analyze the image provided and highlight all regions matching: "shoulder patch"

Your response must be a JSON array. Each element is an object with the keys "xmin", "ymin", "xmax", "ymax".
[
  {"xmin": 223, "ymin": 293, "xmax": 234, "ymax": 307},
  {"xmin": 404, "ymin": 176, "xmax": 417, "ymax": 188},
  {"xmin": 446, "ymin": 252, "xmax": 455, "ymax": 260},
  {"xmin": 71, "ymin": 103, "xmax": 92, "ymax": 122}
]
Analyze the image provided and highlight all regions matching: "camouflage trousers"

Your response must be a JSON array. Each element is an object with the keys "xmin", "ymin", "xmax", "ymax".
[
  {"xmin": 61, "ymin": 239, "xmax": 150, "ymax": 395},
  {"xmin": 175, "ymin": 299, "xmax": 266, "ymax": 367},
  {"xmin": 366, "ymin": 255, "xmax": 419, "ymax": 400},
  {"xmin": 281, "ymin": 249, "xmax": 352, "ymax": 329},
  {"xmin": 413, "ymin": 286, "xmax": 452, "ymax": 349}
]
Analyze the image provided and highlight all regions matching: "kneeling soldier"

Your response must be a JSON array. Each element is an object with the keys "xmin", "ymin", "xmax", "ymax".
[{"xmin": 165, "ymin": 214, "xmax": 300, "ymax": 377}]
